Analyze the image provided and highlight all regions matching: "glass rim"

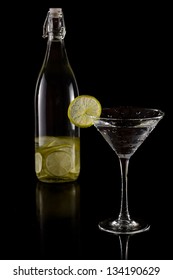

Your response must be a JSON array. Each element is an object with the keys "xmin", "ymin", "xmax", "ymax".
[{"xmin": 91, "ymin": 106, "xmax": 165, "ymax": 122}]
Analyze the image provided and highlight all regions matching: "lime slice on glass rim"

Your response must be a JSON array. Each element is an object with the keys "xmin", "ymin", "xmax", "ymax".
[{"xmin": 68, "ymin": 95, "xmax": 102, "ymax": 128}]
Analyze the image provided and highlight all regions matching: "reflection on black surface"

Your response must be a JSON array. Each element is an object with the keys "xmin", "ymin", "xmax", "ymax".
[
  {"xmin": 118, "ymin": 235, "xmax": 130, "ymax": 260},
  {"xmin": 116, "ymin": 230, "xmax": 149, "ymax": 260},
  {"xmin": 36, "ymin": 181, "xmax": 80, "ymax": 259}
]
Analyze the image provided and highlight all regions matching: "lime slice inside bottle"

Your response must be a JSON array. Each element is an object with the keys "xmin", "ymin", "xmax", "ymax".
[
  {"xmin": 46, "ymin": 151, "xmax": 72, "ymax": 177},
  {"xmin": 68, "ymin": 95, "xmax": 102, "ymax": 128},
  {"xmin": 35, "ymin": 152, "xmax": 42, "ymax": 173}
]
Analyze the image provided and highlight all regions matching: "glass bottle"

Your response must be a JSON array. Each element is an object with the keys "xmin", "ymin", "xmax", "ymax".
[{"xmin": 34, "ymin": 8, "xmax": 80, "ymax": 183}]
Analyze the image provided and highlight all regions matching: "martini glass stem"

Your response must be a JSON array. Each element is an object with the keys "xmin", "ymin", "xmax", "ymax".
[{"xmin": 118, "ymin": 157, "xmax": 131, "ymax": 221}]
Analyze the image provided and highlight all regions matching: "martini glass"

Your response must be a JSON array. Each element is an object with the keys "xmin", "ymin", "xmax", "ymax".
[{"xmin": 92, "ymin": 106, "xmax": 164, "ymax": 234}]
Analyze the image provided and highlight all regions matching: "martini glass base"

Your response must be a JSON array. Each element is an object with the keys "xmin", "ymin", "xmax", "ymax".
[{"xmin": 98, "ymin": 218, "xmax": 150, "ymax": 235}]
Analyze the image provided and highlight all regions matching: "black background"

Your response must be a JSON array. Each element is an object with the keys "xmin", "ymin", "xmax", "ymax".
[{"xmin": 0, "ymin": 1, "xmax": 172, "ymax": 260}]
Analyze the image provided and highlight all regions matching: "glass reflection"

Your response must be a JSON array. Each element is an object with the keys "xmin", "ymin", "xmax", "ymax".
[
  {"xmin": 36, "ymin": 181, "xmax": 80, "ymax": 259},
  {"xmin": 118, "ymin": 235, "xmax": 130, "ymax": 260},
  {"xmin": 117, "ymin": 230, "xmax": 149, "ymax": 260}
]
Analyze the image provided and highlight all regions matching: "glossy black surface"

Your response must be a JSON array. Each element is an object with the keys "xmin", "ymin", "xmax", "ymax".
[
  {"xmin": 1, "ymin": 2, "xmax": 171, "ymax": 260},
  {"xmin": 0, "ymin": 122, "xmax": 171, "ymax": 260}
]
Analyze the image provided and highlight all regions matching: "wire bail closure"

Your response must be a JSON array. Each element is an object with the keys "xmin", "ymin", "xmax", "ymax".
[{"xmin": 42, "ymin": 8, "xmax": 66, "ymax": 39}]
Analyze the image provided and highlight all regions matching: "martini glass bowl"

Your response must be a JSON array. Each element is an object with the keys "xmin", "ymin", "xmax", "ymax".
[{"xmin": 92, "ymin": 106, "xmax": 164, "ymax": 234}]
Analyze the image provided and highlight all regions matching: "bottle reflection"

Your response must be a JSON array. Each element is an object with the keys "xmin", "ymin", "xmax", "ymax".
[{"xmin": 36, "ymin": 181, "xmax": 80, "ymax": 259}]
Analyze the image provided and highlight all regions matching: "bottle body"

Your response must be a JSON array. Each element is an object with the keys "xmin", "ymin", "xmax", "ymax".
[{"xmin": 35, "ymin": 9, "xmax": 80, "ymax": 183}]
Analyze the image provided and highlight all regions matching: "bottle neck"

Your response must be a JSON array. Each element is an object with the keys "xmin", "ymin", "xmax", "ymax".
[
  {"xmin": 43, "ymin": 9, "xmax": 69, "ymax": 66},
  {"xmin": 45, "ymin": 38, "xmax": 69, "ymax": 65}
]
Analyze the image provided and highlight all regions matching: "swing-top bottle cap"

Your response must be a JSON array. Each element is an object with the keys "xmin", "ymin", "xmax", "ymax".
[
  {"xmin": 49, "ymin": 8, "xmax": 63, "ymax": 18},
  {"xmin": 42, "ymin": 8, "xmax": 66, "ymax": 39}
]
